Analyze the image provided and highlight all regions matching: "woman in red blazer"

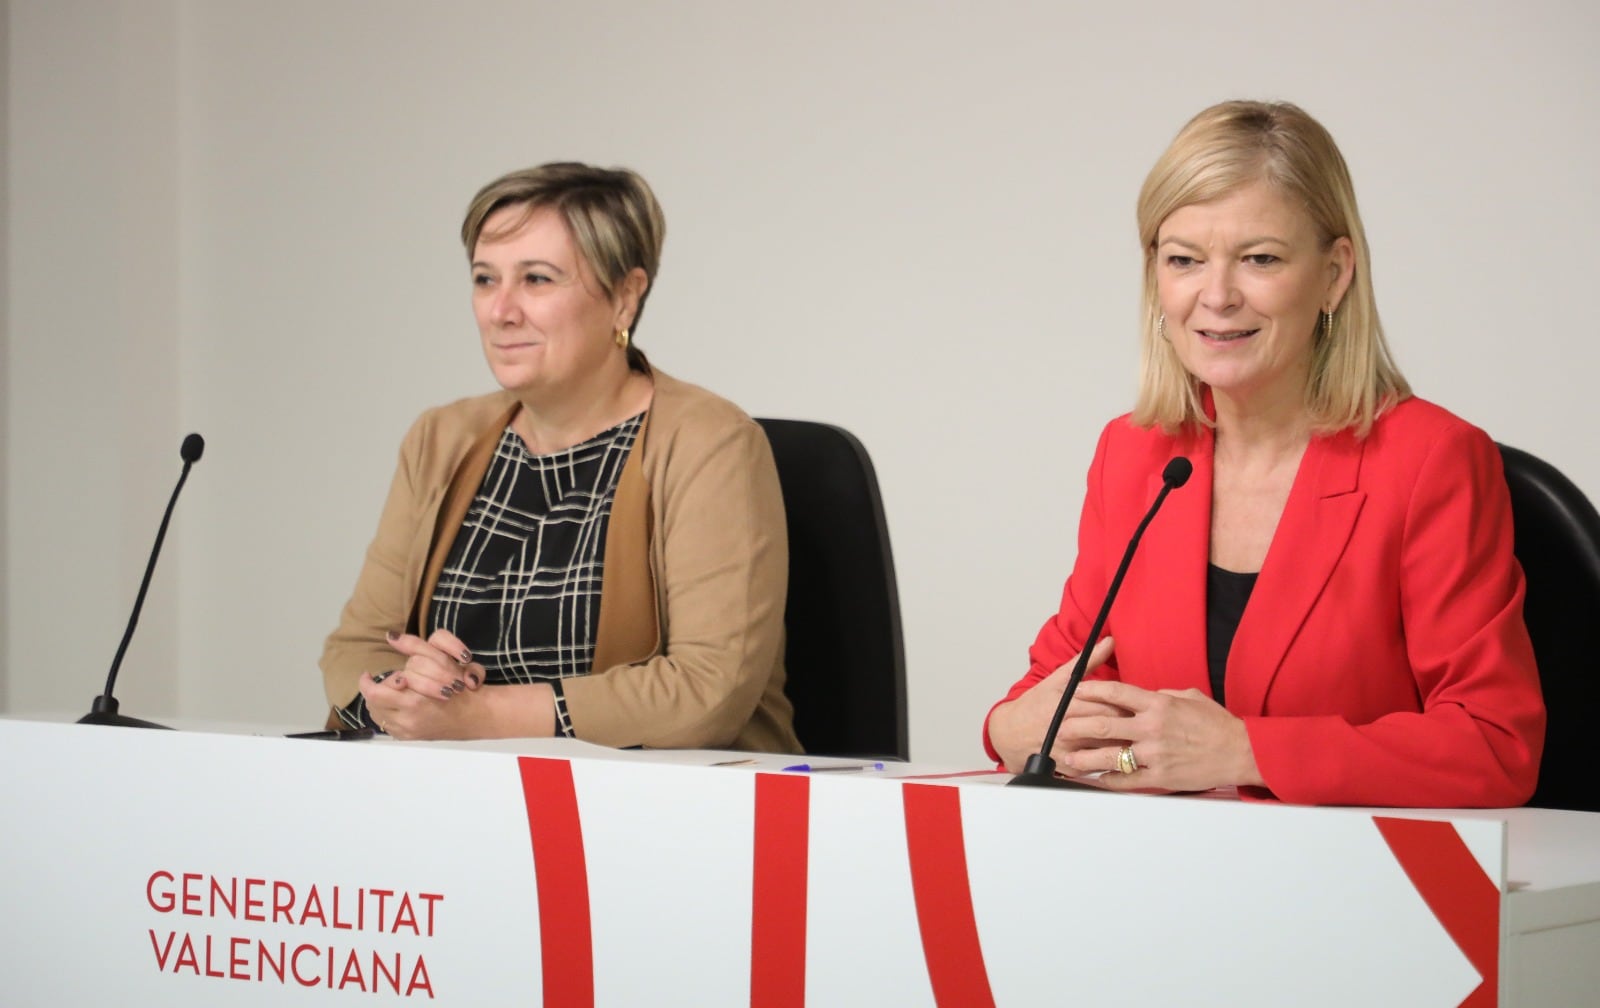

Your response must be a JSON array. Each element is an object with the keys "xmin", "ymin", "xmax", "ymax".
[{"xmin": 984, "ymin": 102, "xmax": 1544, "ymax": 807}]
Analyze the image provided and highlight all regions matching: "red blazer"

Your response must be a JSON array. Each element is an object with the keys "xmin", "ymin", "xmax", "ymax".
[{"xmin": 985, "ymin": 397, "xmax": 1545, "ymax": 807}]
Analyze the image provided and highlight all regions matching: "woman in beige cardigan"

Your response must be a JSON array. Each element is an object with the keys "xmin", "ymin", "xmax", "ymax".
[{"xmin": 321, "ymin": 163, "xmax": 799, "ymax": 752}]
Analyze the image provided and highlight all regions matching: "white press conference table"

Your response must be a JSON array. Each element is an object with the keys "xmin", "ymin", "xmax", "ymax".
[{"xmin": 1, "ymin": 714, "xmax": 1596, "ymax": 1007}]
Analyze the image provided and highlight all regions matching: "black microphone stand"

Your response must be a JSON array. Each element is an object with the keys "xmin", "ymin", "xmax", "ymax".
[
  {"xmin": 1008, "ymin": 458, "xmax": 1191, "ymax": 787},
  {"xmin": 78, "ymin": 434, "xmax": 205, "ymax": 729}
]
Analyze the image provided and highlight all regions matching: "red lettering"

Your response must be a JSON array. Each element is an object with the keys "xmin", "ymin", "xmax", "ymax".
[
  {"xmin": 210, "ymin": 875, "xmax": 237, "ymax": 918},
  {"xmin": 418, "ymin": 892, "xmax": 444, "ymax": 937},
  {"xmin": 406, "ymin": 956, "xmax": 434, "ymax": 999},
  {"xmin": 337, "ymin": 949, "xmax": 366, "ymax": 991},
  {"xmin": 141, "ymin": 873, "xmax": 444, "ymax": 994},
  {"xmin": 174, "ymin": 933, "xmax": 200, "ymax": 974},
  {"xmin": 331, "ymin": 886, "xmax": 354, "ymax": 930},
  {"xmin": 393, "ymin": 893, "xmax": 419, "ymax": 936},
  {"xmin": 180, "ymin": 872, "xmax": 203, "ymax": 916},
  {"xmin": 272, "ymin": 880, "xmax": 295, "ymax": 923},
  {"xmin": 336, "ymin": 947, "xmax": 364, "ymax": 998},
  {"xmin": 259, "ymin": 941, "xmax": 286, "ymax": 983},
  {"xmin": 243, "ymin": 877, "xmax": 266, "ymax": 922},
  {"xmin": 299, "ymin": 885, "xmax": 327, "ymax": 927},
  {"xmin": 370, "ymin": 888, "xmax": 393, "ymax": 930},
  {"xmin": 148, "ymin": 929, "xmax": 176, "ymax": 970},
  {"xmin": 291, "ymin": 944, "xmax": 320, "ymax": 987},
  {"xmin": 203, "ymin": 933, "xmax": 225, "ymax": 978},
  {"xmin": 146, "ymin": 871, "xmax": 176, "ymax": 913},
  {"xmin": 372, "ymin": 951, "xmax": 402, "ymax": 994}
]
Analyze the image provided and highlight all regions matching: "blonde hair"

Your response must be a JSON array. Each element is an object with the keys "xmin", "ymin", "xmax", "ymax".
[
  {"xmin": 1132, "ymin": 100, "xmax": 1409, "ymax": 436},
  {"xmin": 461, "ymin": 163, "xmax": 665, "ymax": 371}
]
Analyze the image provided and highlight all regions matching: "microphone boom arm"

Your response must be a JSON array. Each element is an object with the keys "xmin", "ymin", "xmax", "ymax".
[
  {"xmin": 1009, "ymin": 457, "xmax": 1191, "ymax": 787},
  {"xmin": 79, "ymin": 433, "xmax": 205, "ymax": 729}
]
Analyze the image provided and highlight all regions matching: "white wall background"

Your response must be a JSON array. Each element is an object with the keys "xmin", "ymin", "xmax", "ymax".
[{"xmin": 5, "ymin": 0, "xmax": 1597, "ymax": 764}]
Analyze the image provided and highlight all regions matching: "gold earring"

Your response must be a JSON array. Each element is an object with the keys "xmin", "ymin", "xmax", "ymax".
[
  {"xmin": 1322, "ymin": 308, "xmax": 1334, "ymax": 339},
  {"xmin": 614, "ymin": 328, "xmax": 630, "ymax": 349},
  {"xmin": 1157, "ymin": 314, "xmax": 1167, "ymax": 341}
]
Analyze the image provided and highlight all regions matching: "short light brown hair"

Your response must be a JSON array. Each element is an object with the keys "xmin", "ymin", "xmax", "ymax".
[
  {"xmin": 461, "ymin": 163, "xmax": 665, "ymax": 370},
  {"xmin": 1132, "ymin": 100, "xmax": 1410, "ymax": 436}
]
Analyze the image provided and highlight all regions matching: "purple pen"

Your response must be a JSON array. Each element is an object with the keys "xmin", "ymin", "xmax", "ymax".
[{"xmin": 781, "ymin": 762, "xmax": 886, "ymax": 773}]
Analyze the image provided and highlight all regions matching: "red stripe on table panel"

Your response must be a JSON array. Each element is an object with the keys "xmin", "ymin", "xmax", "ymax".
[
  {"xmin": 902, "ymin": 783, "xmax": 996, "ymax": 1008},
  {"xmin": 518, "ymin": 756, "xmax": 594, "ymax": 1008},
  {"xmin": 751, "ymin": 772, "xmax": 810, "ymax": 1008},
  {"xmin": 1373, "ymin": 816, "xmax": 1500, "ymax": 1008}
]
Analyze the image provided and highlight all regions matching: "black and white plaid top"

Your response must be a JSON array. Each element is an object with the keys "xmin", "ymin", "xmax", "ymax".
[{"xmin": 428, "ymin": 413, "xmax": 645, "ymax": 736}]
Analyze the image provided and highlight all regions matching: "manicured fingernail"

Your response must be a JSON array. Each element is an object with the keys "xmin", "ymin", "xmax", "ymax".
[
  {"xmin": 391, "ymin": 675, "xmax": 406, "ymax": 688},
  {"xmin": 385, "ymin": 631, "xmax": 398, "ymax": 642},
  {"xmin": 467, "ymin": 672, "xmax": 481, "ymax": 688},
  {"xmin": 372, "ymin": 670, "xmax": 394, "ymax": 684},
  {"xmin": 458, "ymin": 649, "xmax": 472, "ymax": 664},
  {"xmin": 451, "ymin": 678, "xmax": 466, "ymax": 692},
  {"xmin": 440, "ymin": 686, "xmax": 454, "ymax": 698}
]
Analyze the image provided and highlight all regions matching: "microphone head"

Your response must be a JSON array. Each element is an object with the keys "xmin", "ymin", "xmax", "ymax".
[
  {"xmin": 1163, "ymin": 456, "xmax": 1193, "ymax": 488},
  {"xmin": 180, "ymin": 433, "xmax": 206, "ymax": 464}
]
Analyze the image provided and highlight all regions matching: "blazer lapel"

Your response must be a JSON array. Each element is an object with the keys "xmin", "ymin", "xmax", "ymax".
[
  {"xmin": 411, "ymin": 402, "xmax": 520, "ymax": 636},
  {"xmin": 1227, "ymin": 429, "xmax": 1366, "ymax": 715},
  {"xmin": 591, "ymin": 408, "xmax": 660, "ymax": 673}
]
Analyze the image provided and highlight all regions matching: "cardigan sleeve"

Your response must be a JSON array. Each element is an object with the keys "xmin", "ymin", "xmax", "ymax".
[
  {"xmin": 559, "ymin": 411, "xmax": 790, "ymax": 750},
  {"xmin": 1245, "ymin": 423, "xmax": 1545, "ymax": 807}
]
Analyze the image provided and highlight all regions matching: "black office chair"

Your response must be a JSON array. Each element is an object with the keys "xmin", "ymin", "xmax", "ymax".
[
  {"xmin": 1499, "ymin": 443, "xmax": 1600, "ymax": 813},
  {"xmin": 757, "ymin": 418, "xmax": 909, "ymax": 761}
]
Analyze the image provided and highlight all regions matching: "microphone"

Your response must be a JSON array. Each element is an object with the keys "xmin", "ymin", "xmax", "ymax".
[
  {"xmin": 78, "ymin": 433, "xmax": 206, "ymax": 729},
  {"xmin": 1008, "ymin": 456, "xmax": 1192, "ymax": 787}
]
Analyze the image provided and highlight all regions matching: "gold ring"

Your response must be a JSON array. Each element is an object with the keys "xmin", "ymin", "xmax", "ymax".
[{"xmin": 1116, "ymin": 745, "xmax": 1138, "ymax": 774}]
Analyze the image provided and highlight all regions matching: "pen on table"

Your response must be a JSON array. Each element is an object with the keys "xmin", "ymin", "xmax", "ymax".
[
  {"xmin": 285, "ymin": 727, "xmax": 376, "ymax": 741},
  {"xmin": 782, "ymin": 762, "xmax": 886, "ymax": 773}
]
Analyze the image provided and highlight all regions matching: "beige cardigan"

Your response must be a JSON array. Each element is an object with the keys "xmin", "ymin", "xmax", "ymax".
[{"xmin": 320, "ymin": 370, "xmax": 800, "ymax": 752}]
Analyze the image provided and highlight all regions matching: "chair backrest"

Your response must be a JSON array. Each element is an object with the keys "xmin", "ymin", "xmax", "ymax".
[
  {"xmin": 757, "ymin": 418, "xmax": 908, "ymax": 761},
  {"xmin": 1498, "ymin": 443, "xmax": 1600, "ymax": 813}
]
